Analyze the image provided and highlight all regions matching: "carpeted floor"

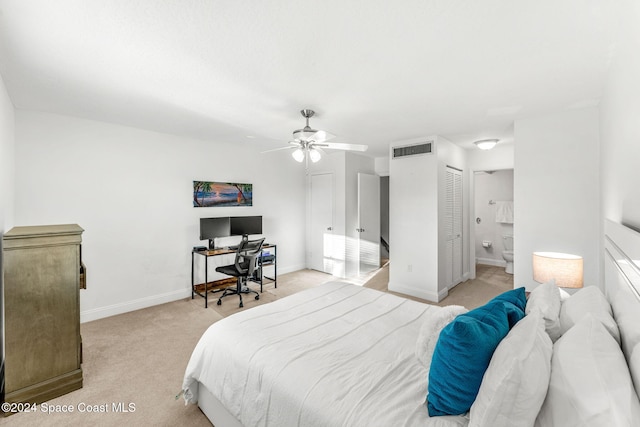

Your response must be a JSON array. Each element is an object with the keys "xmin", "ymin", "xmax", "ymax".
[
  {"xmin": 363, "ymin": 262, "xmax": 514, "ymax": 309},
  {"xmin": 1, "ymin": 263, "xmax": 512, "ymax": 426}
]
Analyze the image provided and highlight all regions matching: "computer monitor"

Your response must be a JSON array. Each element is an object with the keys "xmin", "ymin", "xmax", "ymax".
[
  {"xmin": 199, "ymin": 217, "xmax": 230, "ymax": 248},
  {"xmin": 230, "ymin": 216, "xmax": 262, "ymax": 236}
]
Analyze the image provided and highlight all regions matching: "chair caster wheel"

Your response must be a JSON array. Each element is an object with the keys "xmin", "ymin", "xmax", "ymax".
[
  {"xmin": 217, "ymin": 300, "xmax": 221, "ymax": 306},
  {"xmin": 255, "ymin": 295, "xmax": 260, "ymax": 300}
]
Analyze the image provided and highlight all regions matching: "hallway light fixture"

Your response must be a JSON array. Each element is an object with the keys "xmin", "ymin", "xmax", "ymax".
[{"xmin": 474, "ymin": 139, "xmax": 499, "ymax": 150}]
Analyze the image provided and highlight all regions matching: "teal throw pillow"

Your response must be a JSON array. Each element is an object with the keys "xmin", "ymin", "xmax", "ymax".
[{"xmin": 427, "ymin": 288, "xmax": 526, "ymax": 416}]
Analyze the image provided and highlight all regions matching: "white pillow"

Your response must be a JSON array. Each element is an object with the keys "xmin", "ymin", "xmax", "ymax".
[
  {"xmin": 559, "ymin": 285, "xmax": 620, "ymax": 344},
  {"xmin": 525, "ymin": 279, "xmax": 562, "ymax": 341},
  {"xmin": 415, "ymin": 305, "xmax": 468, "ymax": 368},
  {"xmin": 558, "ymin": 287, "xmax": 571, "ymax": 301},
  {"xmin": 535, "ymin": 314, "xmax": 640, "ymax": 427},
  {"xmin": 469, "ymin": 311, "xmax": 552, "ymax": 427}
]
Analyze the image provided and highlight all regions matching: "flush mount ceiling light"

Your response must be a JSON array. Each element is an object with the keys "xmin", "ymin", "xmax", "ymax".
[{"xmin": 474, "ymin": 139, "xmax": 499, "ymax": 150}]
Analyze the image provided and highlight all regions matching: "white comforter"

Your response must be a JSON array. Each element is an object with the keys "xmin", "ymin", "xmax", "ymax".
[{"xmin": 183, "ymin": 281, "xmax": 469, "ymax": 427}]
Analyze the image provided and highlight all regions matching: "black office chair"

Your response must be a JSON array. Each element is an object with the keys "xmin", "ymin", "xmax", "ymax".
[{"xmin": 215, "ymin": 235, "xmax": 265, "ymax": 308}]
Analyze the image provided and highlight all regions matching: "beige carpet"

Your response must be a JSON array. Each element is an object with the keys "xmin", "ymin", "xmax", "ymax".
[
  {"xmin": 363, "ymin": 263, "xmax": 513, "ymax": 309},
  {"xmin": 1, "ymin": 264, "xmax": 511, "ymax": 426}
]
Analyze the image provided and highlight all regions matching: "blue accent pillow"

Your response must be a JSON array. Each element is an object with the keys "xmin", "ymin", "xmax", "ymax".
[
  {"xmin": 427, "ymin": 288, "xmax": 527, "ymax": 416},
  {"xmin": 492, "ymin": 287, "xmax": 527, "ymax": 317}
]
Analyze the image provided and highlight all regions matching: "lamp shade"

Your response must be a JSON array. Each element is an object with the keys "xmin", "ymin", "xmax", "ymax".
[{"xmin": 532, "ymin": 252, "xmax": 584, "ymax": 288}]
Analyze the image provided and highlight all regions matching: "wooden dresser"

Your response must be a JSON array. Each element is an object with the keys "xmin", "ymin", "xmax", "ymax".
[{"xmin": 2, "ymin": 224, "xmax": 84, "ymax": 408}]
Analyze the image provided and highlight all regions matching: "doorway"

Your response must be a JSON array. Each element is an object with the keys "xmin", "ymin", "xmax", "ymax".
[
  {"xmin": 357, "ymin": 173, "xmax": 380, "ymax": 276},
  {"xmin": 473, "ymin": 169, "xmax": 514, "ymax": 276}
]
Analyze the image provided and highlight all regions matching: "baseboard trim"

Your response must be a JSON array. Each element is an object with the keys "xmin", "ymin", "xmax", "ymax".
[
  {"xmin": 387, "ymin": 281, "xmax": 446, "ymax": 303},
  {"xmin": 80, "ymin": 263, "xmax": 306, "ymax": 323},
  {"xmin": 476, "ymin": 258, "xmax": 507, "ymax": 267},
  {"xmin": 81, "ymin": 289, "xmax": 191, "ymax": 323}
]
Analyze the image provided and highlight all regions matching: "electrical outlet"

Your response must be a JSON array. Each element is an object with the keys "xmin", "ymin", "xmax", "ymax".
[{"xmin": 407, "ymin": 264, "xmax": 412, "ymax": 273}]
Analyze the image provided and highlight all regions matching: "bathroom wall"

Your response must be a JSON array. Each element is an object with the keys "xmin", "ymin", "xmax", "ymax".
[{"xmin": 474, "ymin": 169, "xmax": 514, "ymax": 266}]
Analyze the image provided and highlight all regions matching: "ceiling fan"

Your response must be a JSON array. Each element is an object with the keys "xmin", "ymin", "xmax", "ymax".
[{"xmin": 265, "ymin": 109, "xmax": 368, "ymax": 167}]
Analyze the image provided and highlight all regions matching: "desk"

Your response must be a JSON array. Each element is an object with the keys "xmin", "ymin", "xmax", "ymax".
[{"xmin": 191, "ymin": 244, "xmax": 277, "ymax": 308}]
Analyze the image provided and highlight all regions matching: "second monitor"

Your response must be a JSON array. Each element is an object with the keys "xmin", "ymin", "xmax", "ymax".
[{"xmin": 230, "ymin": 215, "xmax": 262, "ymax": 236}]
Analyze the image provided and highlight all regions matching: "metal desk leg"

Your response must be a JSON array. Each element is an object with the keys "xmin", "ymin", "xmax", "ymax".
[
  {"xmin": 191, "ymin": 251, "xmax": 195, "ymax": 299},
  {"xmin": 258, "ymin": 256, "xmax": 263, "ymax": 293},
  {"xmin": 204, "ymin": 255, "xmax": 208, "ymax": 308}
]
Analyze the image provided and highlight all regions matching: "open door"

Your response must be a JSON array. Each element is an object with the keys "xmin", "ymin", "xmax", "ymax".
[{"xmin": 357, "ymin": 173, "xmax": 380, "ymax": 275}]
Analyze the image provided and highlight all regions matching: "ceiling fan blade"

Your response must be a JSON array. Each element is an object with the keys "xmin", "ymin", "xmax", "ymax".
[
  {"xmin": 261, "ymin": 146, "xmax": 296, "ymax": 153},
  {"xmin": 308, "ymin": 130, "xmax": 335, "ymax": 142},
  {"xmin": 319, "ymin": 142, "xmax": 368, "ymax": 152}
]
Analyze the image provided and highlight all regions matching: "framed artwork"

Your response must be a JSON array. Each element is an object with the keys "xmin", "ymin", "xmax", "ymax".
[{"xmin": 193, "ymin": 181, "xmax": 253, "ymax": 207}]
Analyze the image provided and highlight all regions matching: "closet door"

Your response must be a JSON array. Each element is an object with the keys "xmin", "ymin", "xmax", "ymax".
[
  {"xmin": 309, "ymin": 173, "xmax": 335, "ymax": 274},
  {"xmin": 445, "ymin": 167, "xmax": 463, "ymax": 287}
]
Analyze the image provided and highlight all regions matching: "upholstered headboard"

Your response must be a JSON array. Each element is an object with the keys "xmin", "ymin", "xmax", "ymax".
[{"xmin": 604, "ymin": 219, "xmax": 640, "ymax": 401}]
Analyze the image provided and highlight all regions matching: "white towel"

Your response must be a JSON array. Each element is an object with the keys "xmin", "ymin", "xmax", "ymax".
[{"xmin": 495, "ymin": 201, "xmax": 514, "ymax": 223}]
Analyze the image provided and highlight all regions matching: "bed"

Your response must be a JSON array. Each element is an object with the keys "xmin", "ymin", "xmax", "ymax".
[{"xmin": 183, "ymin": 219, "xmax": 640, "ymax": 427}]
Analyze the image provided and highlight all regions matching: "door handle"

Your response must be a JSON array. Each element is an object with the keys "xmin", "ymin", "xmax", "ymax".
[{"xmin": 326, "ymin": 227, "xmax": 333, "ymax": 231}]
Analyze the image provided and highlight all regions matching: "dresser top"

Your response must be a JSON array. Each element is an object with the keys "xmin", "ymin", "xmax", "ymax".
[{"xmin": 4, "ymin": 224, "xmax": 84, "ymax": 239}]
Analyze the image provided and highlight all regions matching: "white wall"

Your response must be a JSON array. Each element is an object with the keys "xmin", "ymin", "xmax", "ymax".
[
  {"xmin": 389, "ymin": 136, "xmax": 465, "ymax": 301},
  {"xmin": 14, "ymin": 111, "xmax": 307, "ymax": 322},
  {"xmin": 514, "ymin": 107, "xmax": 600, "ymax": 290},
  {"xmin": 389, "ymin": 138, "xmax": 439, "ymax": 300},
  {"xmin": 0, "ymin": 70, "xmax": 15, "ymax": 388},
  {"xmin": 467, "ymin": 143, "xmax": 514, "ymax": 173},
  {"xmin": 0, "ymin": 74, "xmax": 15, "ymax": 233},
  {"xmin": 600, "ymin": 0, "xmax": 640, "ymax": 231},
  {"xmin": 374, "ymin": 156, "xmax": 389, "ymax": 176}
]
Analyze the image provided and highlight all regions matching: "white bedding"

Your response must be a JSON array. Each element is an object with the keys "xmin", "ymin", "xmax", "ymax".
[{"xmin": 183, "ymin": 281, "xmax": 469, "ymax": 427}]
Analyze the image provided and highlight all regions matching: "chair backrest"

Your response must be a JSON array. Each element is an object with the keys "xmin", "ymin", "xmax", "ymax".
[{"xmin": 234, "ymin": 235, "xmax": 265, "ymax": 275}]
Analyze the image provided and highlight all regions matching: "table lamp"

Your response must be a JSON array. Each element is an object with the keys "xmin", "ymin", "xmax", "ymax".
[{"xmin": 532, "ymin": 252, "xmax": 584, "ymax": 288}]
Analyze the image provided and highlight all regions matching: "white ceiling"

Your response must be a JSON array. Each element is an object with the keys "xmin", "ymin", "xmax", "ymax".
[{"xmin": 0, "ymin": 1, "xmax": 615, "ymax": 157}]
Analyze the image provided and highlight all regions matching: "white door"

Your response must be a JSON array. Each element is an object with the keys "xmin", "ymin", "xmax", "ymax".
[
  {"xmin": 445, "ymin": 167, "xmax": 463, "ymax": 287},
  {"xmin": 357, "ymin": 173, "xmax": 380, "ymax": 275},
  {"xmin": 310, "ymin": 173, "xmax": 334, "ymax": 273}
]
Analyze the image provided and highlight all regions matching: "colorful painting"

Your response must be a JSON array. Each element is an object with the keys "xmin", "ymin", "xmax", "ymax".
[{"xmin": 193, "ymin": 181, "xmax": 253, "ymax": 207}]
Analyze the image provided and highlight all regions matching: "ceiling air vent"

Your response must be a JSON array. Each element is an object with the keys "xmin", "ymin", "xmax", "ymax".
[{"xmin": 392, "ymin": 141, "xmax": 433, "ymax": 159}]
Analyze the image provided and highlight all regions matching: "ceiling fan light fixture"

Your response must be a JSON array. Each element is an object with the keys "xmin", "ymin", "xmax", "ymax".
[
  {"xmin": 292, "ymin": 148, "xmax": 305, "ymax": 162},
  {"xmin": 309, "ymin": 148, "xmax": 322, "ymax": 163},
  {"xmin": 474, "ymin": 139, "xmax": 499, "ymax": 150}
]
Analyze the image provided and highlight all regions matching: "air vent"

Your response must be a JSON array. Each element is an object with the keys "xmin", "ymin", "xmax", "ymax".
[{"xmin": 392, "ymin": 141, "xmax": 433, "ymax": 159}]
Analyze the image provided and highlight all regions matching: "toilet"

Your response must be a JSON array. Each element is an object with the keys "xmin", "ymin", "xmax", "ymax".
[{"xmin": 502, "ymin": 234, "xmax": 514, "ymax": 274}]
